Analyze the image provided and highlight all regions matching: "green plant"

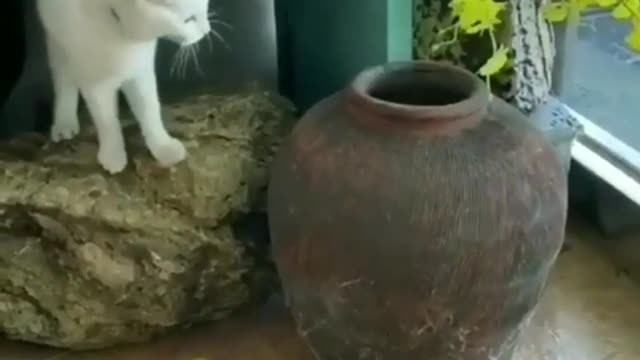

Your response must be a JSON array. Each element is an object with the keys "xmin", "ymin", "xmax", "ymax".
[
  {"xmin": 413, "ymin": 1, "xmax": 467, "ymax": 65},
  {"xmin": 544, "ymin": 0, "xmax": 640, "ymax": 49},
  {"xmin": 433, "ymin": 0, "xmax": 640, "ymax": 86}
]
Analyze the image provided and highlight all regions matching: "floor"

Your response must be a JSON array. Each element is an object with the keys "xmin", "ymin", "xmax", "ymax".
[{"xmin": 1, "ymin": 216, "xmax": 639, "ymax": 360}]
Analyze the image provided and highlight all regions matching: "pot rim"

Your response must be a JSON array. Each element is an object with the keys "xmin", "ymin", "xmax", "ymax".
[{"xmin": 348, "ymin": 60, "xmax": 490, "ymax": 127}]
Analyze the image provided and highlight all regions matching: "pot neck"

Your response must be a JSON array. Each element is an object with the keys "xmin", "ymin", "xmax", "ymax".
[{"xmin": 347, "ymin": 61, "xmax": 490, "ymax": 134}]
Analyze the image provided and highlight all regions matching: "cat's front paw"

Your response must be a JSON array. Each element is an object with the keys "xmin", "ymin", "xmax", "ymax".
[
  {"xmin": 150, "ymin": 137, "xmax": 187, "ymax": 167},
  {"xmin": 98, "ymin": 146, "xmax": 128, "ymax": 174},
  {"xmin": 50, "ymin": 118, "xmax": 80, "ymax": 142}
]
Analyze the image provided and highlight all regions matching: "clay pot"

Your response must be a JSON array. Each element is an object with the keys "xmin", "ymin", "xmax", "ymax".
[{"xmin": 267, "ymin": 61, "xmax": 568, "ymax": 359}]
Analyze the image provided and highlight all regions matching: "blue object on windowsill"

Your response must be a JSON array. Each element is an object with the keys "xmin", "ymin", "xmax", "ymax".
[{"xmin": 529, "ymin": 95, "xmax": 583, "ymax": 173}]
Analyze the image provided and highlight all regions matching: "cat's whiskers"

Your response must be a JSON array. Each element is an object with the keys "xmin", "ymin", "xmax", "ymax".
[
  {"xmin": 170, "ymin": 46, "xmax": 191, "ymax": 79},
  {"xmin": 168, "ymin": 12, "xmax": 231, "ymax": 78},
  {"xmin": 205, "ymin": 32, "xmax": 214, "ymax": 52},
  {"xmin": 207, "ymin": 17, "xmax": 232, "ymax": 30},
  {"xmin": 190, "ymin": 43, "xmax": 204, "ymax": 76},
  {"xmin": 169, "ymin": 48, "xmax": 182, "ymax": 78},
  {"xmin": 169, "ymin": 49, "xmax": 181, "ymax": 77},
  {"xmin": 207, "ymin": 13, "xmax": 232, "ymax": 51},
  {"xmin": 207, "ymin": 27, "xmax": 230, "ymax": 51},
  {"xmin": 180, "ymin": 47, "xmax": 191, "ymax": 78},
  {"xmin": 170, "ymin": 42, "xmax": 205, "ymax": 79},
  {"xmin": 180, "ymin": 49, "xmax": 189, "ymax": 78}
]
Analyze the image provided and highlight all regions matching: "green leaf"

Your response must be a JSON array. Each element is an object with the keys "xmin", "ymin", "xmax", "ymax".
[
  {"xmin": 543, "ymin": 2, "xmax": 570, "ymax": 22},
  {"xmin": 612, "ymin": 0, "xmax": 640, "ymax": 19},
  {"xmin": 478, "ymin": 46, "xmax": 510, "ymax": 76},
  {"xmin": 626, "ymin": 22, "xmax": 640, "ymax": 50},
  {"xmin": 596, "ymin": 0, "xmax": 618, "ymax": 6},
  {"xmin": 451, "ymin": 0, "xmax": 505, "ymax": 34}
]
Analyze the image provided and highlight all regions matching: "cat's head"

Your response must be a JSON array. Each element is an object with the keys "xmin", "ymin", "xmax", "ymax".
[{"xmin": 116, "ymin": 0, "xmax": 212, "ymax": 46}]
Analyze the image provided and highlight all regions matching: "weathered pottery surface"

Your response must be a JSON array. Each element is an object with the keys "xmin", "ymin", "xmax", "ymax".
[{"xmin": 268, "ymin": 61, "xmax": 568, "ymax": 359}]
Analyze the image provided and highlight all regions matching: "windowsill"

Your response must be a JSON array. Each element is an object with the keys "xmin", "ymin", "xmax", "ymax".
[{"xmin": 566, "ymin": 105, "xmax": 640, "ymax": 205}]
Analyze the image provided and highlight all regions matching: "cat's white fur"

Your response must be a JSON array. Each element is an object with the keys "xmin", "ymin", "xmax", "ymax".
[{"xmin": 37, "ymin": 0, "xmax": 211, "ymax": 173}]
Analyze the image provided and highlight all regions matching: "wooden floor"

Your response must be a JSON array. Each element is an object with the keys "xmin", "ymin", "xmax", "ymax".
[{"xmin": 1, "ymin": 216, "xmax": 640, "ymax": 359}]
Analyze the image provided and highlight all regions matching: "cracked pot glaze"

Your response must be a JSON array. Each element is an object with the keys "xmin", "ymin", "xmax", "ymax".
[{"xmin": 267, "ymin": 61, "xmax": 568, "ymax": 359}]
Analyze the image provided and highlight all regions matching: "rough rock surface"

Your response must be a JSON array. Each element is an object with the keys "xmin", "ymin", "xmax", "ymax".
[{"xmin": 0, "ymin": 92, "xmax": 294, "ymax": 349}]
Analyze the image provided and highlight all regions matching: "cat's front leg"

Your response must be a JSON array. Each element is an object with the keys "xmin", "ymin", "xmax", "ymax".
[
  {"xmin": 50, "ymin": 58, "xmax": 80, "ymax": 141},
  {"xmin": 122, "ymin": 68, "xmax": 186, "ymax": 167},
  {"xmin": 82, "ymin": 84, "xmax": 128, "ymax": 174}
]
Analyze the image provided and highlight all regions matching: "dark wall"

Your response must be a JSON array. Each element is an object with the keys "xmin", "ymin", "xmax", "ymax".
[
  {"xmin": 0, "ymin": 1, "xmax": 24, "ymax": 104},
  {"xmin": 0, "ymin": 0, "xmax": 48, "ymax": 138},
  {"xmin": 274, "ymin": 0, "xmax": 413, "ymax": 112},
  {"xmin": 0, "ymin": 0, "xmax": 279, "ymax": 139}
]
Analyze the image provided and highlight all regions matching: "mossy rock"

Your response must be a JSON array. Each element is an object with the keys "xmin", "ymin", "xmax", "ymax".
[{"xmin": 0, "ymin": 91, "xmax": 294, "ymax": 349}]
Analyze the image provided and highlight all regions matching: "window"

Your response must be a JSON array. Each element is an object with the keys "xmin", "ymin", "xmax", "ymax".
[{"xmin": 554, "ymin": 10, "xmax": 640, "ymax": 205}]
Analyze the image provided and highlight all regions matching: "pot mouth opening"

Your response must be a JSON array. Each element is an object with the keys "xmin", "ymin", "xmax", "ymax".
[
  {"xmin": 350, "ymin": 61, "xmax": 489, "ymax": 120},
  {"xmin": 369, "ymin": 67, "xmax": 472, "ymax": 106}
]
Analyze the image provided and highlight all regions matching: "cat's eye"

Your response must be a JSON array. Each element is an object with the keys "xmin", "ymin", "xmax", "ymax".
[{"xmin": 184, "ymin": 15, "xmax": 196, "ymax": 23}]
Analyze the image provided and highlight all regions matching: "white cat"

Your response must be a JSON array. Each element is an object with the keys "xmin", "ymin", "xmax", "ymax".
[{"xmin": 37, "ymin": 0, "xmax": 212, "ymax": 173}]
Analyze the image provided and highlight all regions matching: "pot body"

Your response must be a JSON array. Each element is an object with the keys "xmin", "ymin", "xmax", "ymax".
[{"xmin": 268, "ymin": 61, "xmax": 568, "ymax": 359}]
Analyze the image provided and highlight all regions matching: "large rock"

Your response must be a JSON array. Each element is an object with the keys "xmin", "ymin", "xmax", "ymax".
[{"xmin": 0, "ymin": 91, "xmax": 294, "ymax": 349}]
